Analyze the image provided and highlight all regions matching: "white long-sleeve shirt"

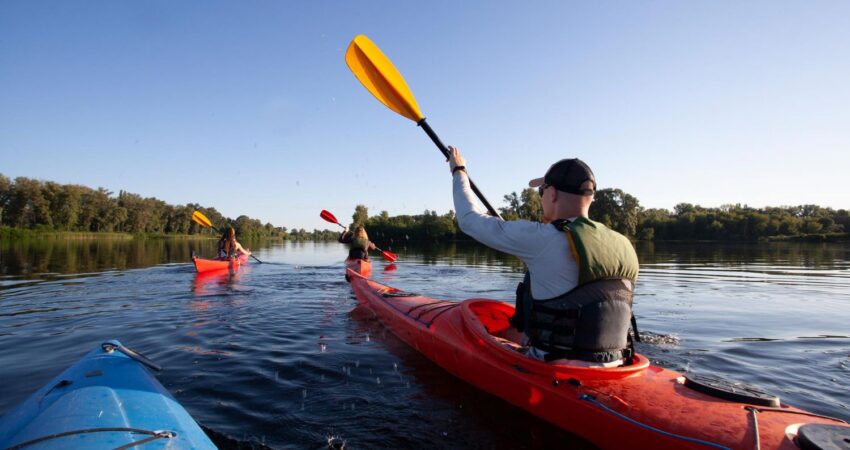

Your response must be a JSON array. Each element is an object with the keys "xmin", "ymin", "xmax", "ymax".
[{"xmin": 452, "ymin": 172, "xmax": 579, "ymax": 299}]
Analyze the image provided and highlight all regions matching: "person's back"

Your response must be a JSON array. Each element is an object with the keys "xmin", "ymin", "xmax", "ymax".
[
  {"xmin": 338, "ymin": 226, "xmax": 375, "ymax": 259},
  {"xmin": 217, "ymin": 227, "xmax": 251, "ymax": 258},
  {"xmin": 448, "ymin": 147, "xmax": 639, "ymax": 366}
]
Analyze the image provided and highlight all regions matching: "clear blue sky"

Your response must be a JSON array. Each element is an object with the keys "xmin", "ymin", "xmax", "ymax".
[{"xmin": 2, "ymin": 1, "xmax": 849, "ymax": 230}]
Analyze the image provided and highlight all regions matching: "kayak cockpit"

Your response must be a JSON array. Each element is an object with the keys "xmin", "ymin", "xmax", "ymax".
[{"xmin": 461, "ymin": 299, "xmax": 649, "ymax": 379}]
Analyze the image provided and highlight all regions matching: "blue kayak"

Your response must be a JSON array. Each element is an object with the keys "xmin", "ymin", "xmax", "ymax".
[{"xmin": 0, "ymin": 340, "xmax": 216, "ymax": 450}]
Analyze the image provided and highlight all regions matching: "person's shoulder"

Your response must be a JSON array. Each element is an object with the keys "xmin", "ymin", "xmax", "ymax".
[{"xmin": 501, "ymin": 219, "xmax": 561, "ymax": 236}]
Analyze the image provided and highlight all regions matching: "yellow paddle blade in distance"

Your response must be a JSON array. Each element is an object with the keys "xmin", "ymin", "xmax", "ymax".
[
  {"xmin": 191, "ymin": 211, "xmax": 213, "ymax": 228},
  {"xmin": 345, "ymin": 35, "xmax": 424, "ymax": 122}
]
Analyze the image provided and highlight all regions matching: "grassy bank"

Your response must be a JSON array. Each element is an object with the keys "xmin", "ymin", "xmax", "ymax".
[{"xmin": 764, "ymin": 232, "xmax": 849, "ymax": 243}]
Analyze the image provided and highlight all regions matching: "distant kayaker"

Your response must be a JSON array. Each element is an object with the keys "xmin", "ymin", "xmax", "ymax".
[
  {"xmin": 448, "ymin": 146, "xmax": 639, "ymax": 367},
  {"xmin": 339, "ymin": 226, "xmax": 377, "ymax": 260},
  {"xmin": 218, "ymin": 227, "xmax": 251, "ymax": 258}
]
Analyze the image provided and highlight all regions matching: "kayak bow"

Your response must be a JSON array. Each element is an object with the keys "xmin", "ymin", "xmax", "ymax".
[{"xmin": 0, "ymin": 340, "xmax": 216, "ymax": 450}]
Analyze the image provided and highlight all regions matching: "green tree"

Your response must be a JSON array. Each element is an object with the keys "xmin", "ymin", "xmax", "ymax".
[
  {"xmin": 590, "ymin": 188, "xmax": 642, "ymax": 237},
  {"xmin": 0, "ymin": 174, "xmax": 11, "ymax": 224},
  {"xmin": 352, "ymin": 204, "xmax": 369, "ymax": 228},
  {"xmin": 637, "ymin": 227, "xmax": 655, "ymax": 240},
  {"xmin": 802, "ymin": 218, "xmax": 824, "ymax": 234},
  {"xmin": 6, "ymin": 177, "xmax": 52, "ymax": 228},
  {"xmin": 499, "ymin": 188, "xmax": 542, "ymax": 221},
  {"xmin": 56, "ymin": 185, "xmax": 84, "ymax": 230},
  {"xmin": 499, "ymin": 192, "xmax": 522, "ymax": 220},
  {"xmin": 519, "ymin": 188, "xmax": 543, "ymax": 221}
]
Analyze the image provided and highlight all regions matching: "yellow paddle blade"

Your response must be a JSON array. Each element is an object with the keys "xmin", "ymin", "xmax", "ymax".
[
  {"xmin": 191, "ymin": 210, "xmax": 213, "ymax": 228},
  {"xmin": 345, "ymin": 35, "xmax": 424, "ymax": 122}
]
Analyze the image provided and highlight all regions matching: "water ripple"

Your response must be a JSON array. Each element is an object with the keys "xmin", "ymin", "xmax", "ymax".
[{"xmin": 0, "ymin": 241, "xmax": 848, "ymax": 449}]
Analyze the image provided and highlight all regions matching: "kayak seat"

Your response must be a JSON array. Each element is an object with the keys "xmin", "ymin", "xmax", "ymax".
[
  {"xmin": 469, "ymin": 302, "xmax": 513, "ymax": 331},
  {"xmin": 469, "ymin": 301, "xmax": 526, "ymax": 348}
]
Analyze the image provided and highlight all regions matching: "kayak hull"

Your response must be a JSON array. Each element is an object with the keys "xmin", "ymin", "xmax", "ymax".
[
  {"xmin": 193, "ymin": 253, "xmax": 249, "ymax": 273},
  {"xmin": 0, "ymin": 341, "xmax": 215, "ymax": 449},
  {"xmin": 345, "ymin": 266, "xmax": 847, "ymax": 450}
]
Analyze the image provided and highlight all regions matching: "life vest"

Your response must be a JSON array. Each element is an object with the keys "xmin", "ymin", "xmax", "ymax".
[
  {"xmin": 351, "ymin": 237, "xmax": 370, "ymax": 250},
  {"xmin": 344, "ymin": 236, "xmax": 369, "ymax": 259},
  {"xmin": 218, "ymin": 240, "xmax": 235, "ymax": 258},
  {"xmin": 512, "ymin": 217, "xmax": 639, "ymax": 363}
]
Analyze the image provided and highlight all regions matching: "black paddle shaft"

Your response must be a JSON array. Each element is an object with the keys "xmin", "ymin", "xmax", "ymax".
[{"xmin": 417, "ymin": 119, "xmax": 502, "ymax": 219}]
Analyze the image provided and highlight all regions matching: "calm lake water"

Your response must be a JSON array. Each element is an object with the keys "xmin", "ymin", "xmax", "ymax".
[{"xmin": 1, "ymin": 237, "xmax": 848, "ymax": 449}]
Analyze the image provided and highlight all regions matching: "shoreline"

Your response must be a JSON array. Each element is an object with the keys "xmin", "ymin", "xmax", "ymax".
[{"xmin": 2, "ymin": 227, "xmax": 846, "ymax": 244}]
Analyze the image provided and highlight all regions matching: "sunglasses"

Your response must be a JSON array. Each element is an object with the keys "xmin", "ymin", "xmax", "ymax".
[{"xmin": 537, "ymin": 183, "xmax": 549, "ymax": 197}]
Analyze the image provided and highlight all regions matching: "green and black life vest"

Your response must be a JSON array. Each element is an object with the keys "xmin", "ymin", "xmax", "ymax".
[
  {"xmin": 512, "ymin": 217, "xmax": 639, "ymax": 363},
  {"xmin": 340, "ymin": 231, "xmax": 369, "ymax": 259},
  {"xmin": 351, "ymin": 237, "xmax": 370, "ymax": 250},
  {"xmin": 218, "ymin": 239, "xmax": 236, "ymax": 258}
]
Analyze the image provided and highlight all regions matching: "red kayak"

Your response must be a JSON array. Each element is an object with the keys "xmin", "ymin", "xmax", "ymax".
[
  {"xmin": 192, "ymin": 253, "xmax": 249, "ymax": 273},
  {"xmin": 344, "ymin": 259, "xmax": 849, "ymax": 450}
]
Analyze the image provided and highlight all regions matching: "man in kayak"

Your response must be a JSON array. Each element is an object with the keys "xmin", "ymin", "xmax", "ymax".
[
  {"xmin": 218, "ymin": 227, "xmax": 252, "ymax": 258},
  {"xmin": 339, "ymin": 226, "xmax": 377, "ymax": 259},
  {"xmin": 448, "ymin": 147, "xmax": 639, "ymax": 367}
]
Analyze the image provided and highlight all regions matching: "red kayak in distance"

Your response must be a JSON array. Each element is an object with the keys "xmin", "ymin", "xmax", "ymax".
[
  {"xmin": 192, "ymin": 253, "xmax": 249, "ymax": 273},
  {"xmin": 344, "ymin": 261, "xmax": 849, "ymax": 450}
]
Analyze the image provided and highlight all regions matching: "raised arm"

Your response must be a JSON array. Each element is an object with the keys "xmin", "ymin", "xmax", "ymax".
[{"xmin": 234, "ymin": 241, "xmax": 251, "ymax": 256}]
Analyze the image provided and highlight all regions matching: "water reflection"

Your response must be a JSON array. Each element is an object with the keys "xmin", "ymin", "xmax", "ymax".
[
  {"xmin": 5, "ymin": 237, "xmax": 846, "ymax": 278},
  {"xmin": 635, "ymin": 240, "xmax": 850, "ymax": 268},
  {"xmin": 0, "ymin": 236, "xmax": 219, "ymax": 281},
  {"xmin": 371, "ymin": 240, "xmax": 850, "ymax": 275},
  {"xmin": 192, "ymin": 268, "xmax": 243, "ymax": 297},
  {"xmin": 382, "ymin": 241, "xmax": 526, "ymax": 270}
]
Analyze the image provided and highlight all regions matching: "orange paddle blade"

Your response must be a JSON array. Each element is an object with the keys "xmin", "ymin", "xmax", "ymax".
[
  {"xmin": 192, "ymin": 211, "xmax": 213, "ymax": 228},
  {"xmin": 345, "ymin": 35, "xmax": 424, "ymax": 122}
]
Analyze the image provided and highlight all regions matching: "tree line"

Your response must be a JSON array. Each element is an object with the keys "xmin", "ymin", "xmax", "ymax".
[
  {"xmin": 351, "ymin": 204, "xmax": 460, "ymax": 243},
  {"xmin": 3, "ymin": 173, "xmax": 846, "ymax": 242},
  {"xmin": 588, "ymin": 188, "xmax": 848, "ymax": 241},
  {"xmin": 349, "ymin": 187, "xmax": 849, "ymax": 242},
  {"xmin": 0, "ymin": 174, "xmax": 337, "ymax": 241}
]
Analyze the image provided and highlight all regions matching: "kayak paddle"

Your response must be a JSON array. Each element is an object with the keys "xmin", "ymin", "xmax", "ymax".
[
  {"xmin": 191, "ymin": 210, "xmax": 263, "ymax": 263},
  {"xmin": 345, "ymin": 35, "xmax": 502, "ymax": 219},
  {"xmin": 320, "ymin": 209, "xmax": 398, "ymax": 262},
  {"xmin": 372, "ymin": 246, "xmax": 399, "ymax": 264},
  {"xmin": 320, "ymin": 210, "xmax": 345, "ymax": 229}
]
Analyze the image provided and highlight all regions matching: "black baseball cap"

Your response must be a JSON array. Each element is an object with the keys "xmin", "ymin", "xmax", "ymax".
[{"xmin": 528, "ymin": 158, "xmax": 596, "ymax": 196}]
